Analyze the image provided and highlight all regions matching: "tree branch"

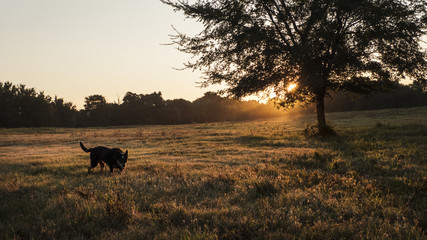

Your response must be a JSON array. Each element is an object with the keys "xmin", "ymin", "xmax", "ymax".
[
  {"xmin": 261, "ymin": 1, "xmax": 294, "ymax": 52},
  {"xmin": 278, "ymin": 0, "xmax": 302, "ymax": 37}
]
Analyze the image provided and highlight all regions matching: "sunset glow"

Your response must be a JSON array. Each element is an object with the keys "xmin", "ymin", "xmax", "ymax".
[
  {"xmin": 0, "ymin": 1, "xmax": 208, "ymax": 109},
  {"xmin": 287, "ymin": 83, "xmax": 297, "ymax": 92}
]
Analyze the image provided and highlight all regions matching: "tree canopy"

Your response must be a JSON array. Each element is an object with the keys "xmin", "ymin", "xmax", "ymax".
[{"xmin": 162, "ymin": 0, "xmax": 427, "ymax": 129}]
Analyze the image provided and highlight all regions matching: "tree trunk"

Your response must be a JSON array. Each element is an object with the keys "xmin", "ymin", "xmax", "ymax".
[{"xmin": 316, "ymin": 94, "xmax": 326, "ymax": 127}]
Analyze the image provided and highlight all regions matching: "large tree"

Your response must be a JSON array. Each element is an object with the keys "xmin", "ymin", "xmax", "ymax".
[{"xmin": 162, "ymin": 0, "xmax": 426, "ymax": 130}]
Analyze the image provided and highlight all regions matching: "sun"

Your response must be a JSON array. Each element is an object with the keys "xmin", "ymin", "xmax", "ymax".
[
  {"xmin": 287, "ymin": 83, "xmax": 297, "ymax": 92},
  {"xmin": 268, "ymin": 91, "xmax": 277, "ymax": 99},
  {"xmin": 255, "ymin": 83, "xmax": 297, "ymax": 103}
]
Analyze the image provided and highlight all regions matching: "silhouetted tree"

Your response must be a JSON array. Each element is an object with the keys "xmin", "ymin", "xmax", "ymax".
[
  {"xmin": 143, "ymin": 92, "xmax": 167, "ymax": 124},
  {"xmin": 0, "ymin": 82, "xmax": 19, "ymax": 127},
  {"xmin": 121, "ymin": 91, "xmax": 166, "ymax": 125},
  {"xmin": 193, "ymin": 92, "xmax": 229, "ymax": 122},
  {"xmin": 17, "ymin": 85, "xmax": 54, "ymax": 127},
  {"xmin": 294, "ymin": 84, "xmax": 427, "ymax": 113},
  {"xmin": 162, "ymin": 0, "xmax": 426, "ymax": 133},
  {"xmin": 192, "ymin": 92, "xmax": 284, "ymax": 122},
  {"xmin": 83, "ymin": 94, "xmax": 110, "ymax": 126},
  {"xmin": 0, "ymin": 82, "xmax": 58, "ymax": 127},
  {"xmin": 84, "ymin": 95, "xmax": 107, "ymax": 111},
  {"xmin": 165, "ymin": 99, "xmax": 194, "ymax": 124},
  {"xmin": 52, "ymin": 96, "xmax": 77, "ymax": 127}
]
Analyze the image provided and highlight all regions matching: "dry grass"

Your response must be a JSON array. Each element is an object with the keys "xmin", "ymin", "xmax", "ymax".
[{"xmin": 0, "ymin": 107, "xmax": 426, "ymax": 239}]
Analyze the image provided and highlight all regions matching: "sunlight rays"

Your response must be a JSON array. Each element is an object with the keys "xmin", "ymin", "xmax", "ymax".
[
  {"xmin": 254, "ymin": 83, "xmax": 298, "ymax": 104},
  {"xmin": 287, "ymin": 83, "xmax": 297, "ymax": 92}
]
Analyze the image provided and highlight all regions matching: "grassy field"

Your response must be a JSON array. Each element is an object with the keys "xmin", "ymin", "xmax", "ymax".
[{"xmin": 0, "ymin": 107, "xmax": 426, "ymax": 239}]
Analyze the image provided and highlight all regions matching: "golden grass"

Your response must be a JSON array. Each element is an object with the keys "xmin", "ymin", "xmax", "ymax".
[{"xmin": 0, "ymin": 107, "xmax": 426, "ymax": 239}]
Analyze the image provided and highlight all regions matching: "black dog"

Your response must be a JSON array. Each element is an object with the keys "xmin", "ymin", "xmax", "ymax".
[{"xmin": 80, "ymin": 142, "xmax": 128, "ymax": 174}]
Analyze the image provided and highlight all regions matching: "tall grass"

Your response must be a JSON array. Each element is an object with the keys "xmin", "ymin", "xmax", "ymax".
[{"xmin": 0, "ymin": 107, "xmax": 426, "ymax": 239}]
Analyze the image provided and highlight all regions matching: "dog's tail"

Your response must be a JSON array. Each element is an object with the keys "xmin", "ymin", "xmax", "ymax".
[{"xmin": 79, "ymin": 142, "xmax": 91, "ymax": 153}]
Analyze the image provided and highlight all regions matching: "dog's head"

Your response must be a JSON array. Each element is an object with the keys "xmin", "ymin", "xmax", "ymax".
[{"xmin": 113, "ymin": 149, "xmax": 128, "ymax": 169}]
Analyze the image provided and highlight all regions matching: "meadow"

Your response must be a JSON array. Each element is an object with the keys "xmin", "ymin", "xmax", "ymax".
[{"xmin": 0, "ymin": 107, "xmax": 426, "ymax": 239}]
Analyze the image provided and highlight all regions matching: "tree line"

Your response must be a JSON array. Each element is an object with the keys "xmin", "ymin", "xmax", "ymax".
[
  {"xmin": 0, "ymin": 81, "xmax": 426, "ymax": 128},
  {"xmin": 78, "ymin": 91, "xmax": 283, "ymax": 127},
  {"xmin": 0, "ymin": 82, "xmax": 282, "ymax": 128},
  {"xmin": 296, "ymin": 84, "xmax": 427, "ymax": 114}
]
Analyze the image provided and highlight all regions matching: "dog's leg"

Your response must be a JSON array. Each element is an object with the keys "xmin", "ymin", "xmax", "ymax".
[
  {"xmin": 99, "ymin": 162, "xmax": 105, "ymax": 173},
  {"xmin": 116, "ymin": 160, "xmax": 124, "ymax": 174},
  {"xmin": 88, "ymin": 158, "xmax": 98, "ymax": 174}
]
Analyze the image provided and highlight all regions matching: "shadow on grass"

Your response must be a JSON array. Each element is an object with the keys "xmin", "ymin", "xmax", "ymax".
[
  {"xmin": 0, "ymin": 162, "xmax": 89, "ymax": 178},
  {"xmin": 0, "ymin": 164, "xmax": 133, "ymax": 239},
  {"xmin": 313, "ymin": 124, "xmax": 426, "ymax": 229},
  {"xmin": 235, "ymin": 135, "xmax": 299, "ymax": 148},
  {"xmin": 236, "ymin": 135, "xmax": 268, "ymax": 145},
  {"xmin": 0, "ymin": 184, "xmax": 52, "ymax": 239},
  {"xmin": 0, "ymin": 160, "xmax": 132, "ymax": 179}
]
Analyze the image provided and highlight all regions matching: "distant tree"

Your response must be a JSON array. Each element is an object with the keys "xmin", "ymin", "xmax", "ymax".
[
  {"xmin": 15, "ymin": 84, "xmax": 53, "ymax": 127},
  {"xmin": 52, "ymin": 96, "xmax": 77, "ymax": 127},
  {"xmin": 191, "ymin": 92, "xmax": 283, "ymax": 122},
  {"xmin": 0, "ymin": 82, "xmax": 56, "ymax": 127},
  {"xmin": 83, "ymin": 94, "xmax": 110, "ymax": 126},
  {"xmin": 122, "ymin": 91, "xmax": 166, "ymax": 124},
  {"xmin": 0, "ymin": 82, "xmax": 19, "ymax": 127},
  {"xmin": 292, "ymin": 83, "xmax": 427, "ymax": 113},
  {"xmin": 121, "ymin": 92, "xmax": 143, "ymax": 125},
  {"xmin": 162, "ymin": 0, "xmax": 426, "ymax": 134},
  {"xmin": 84, "ymin": 95, "xmax": 107, "ymax": 111},
  {"xmin": 165, "ymin": 99, "xmax": 194, "ymax": 124},
  {"xmin": 193, "ymin": 92, "xmax": 229, "ymax": 122},
  {"xmin": 411, "ymin": 80, "xmax": 427, "ymax": 93}
]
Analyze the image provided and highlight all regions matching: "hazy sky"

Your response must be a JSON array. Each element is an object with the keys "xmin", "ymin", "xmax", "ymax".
[
  {"xmin": 1, "ymin": 1, "xmax": 426, "ymax": 109},
  {"xmin": 0, "ymin": 0, "xmax": 218, "ymax": 109}
]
